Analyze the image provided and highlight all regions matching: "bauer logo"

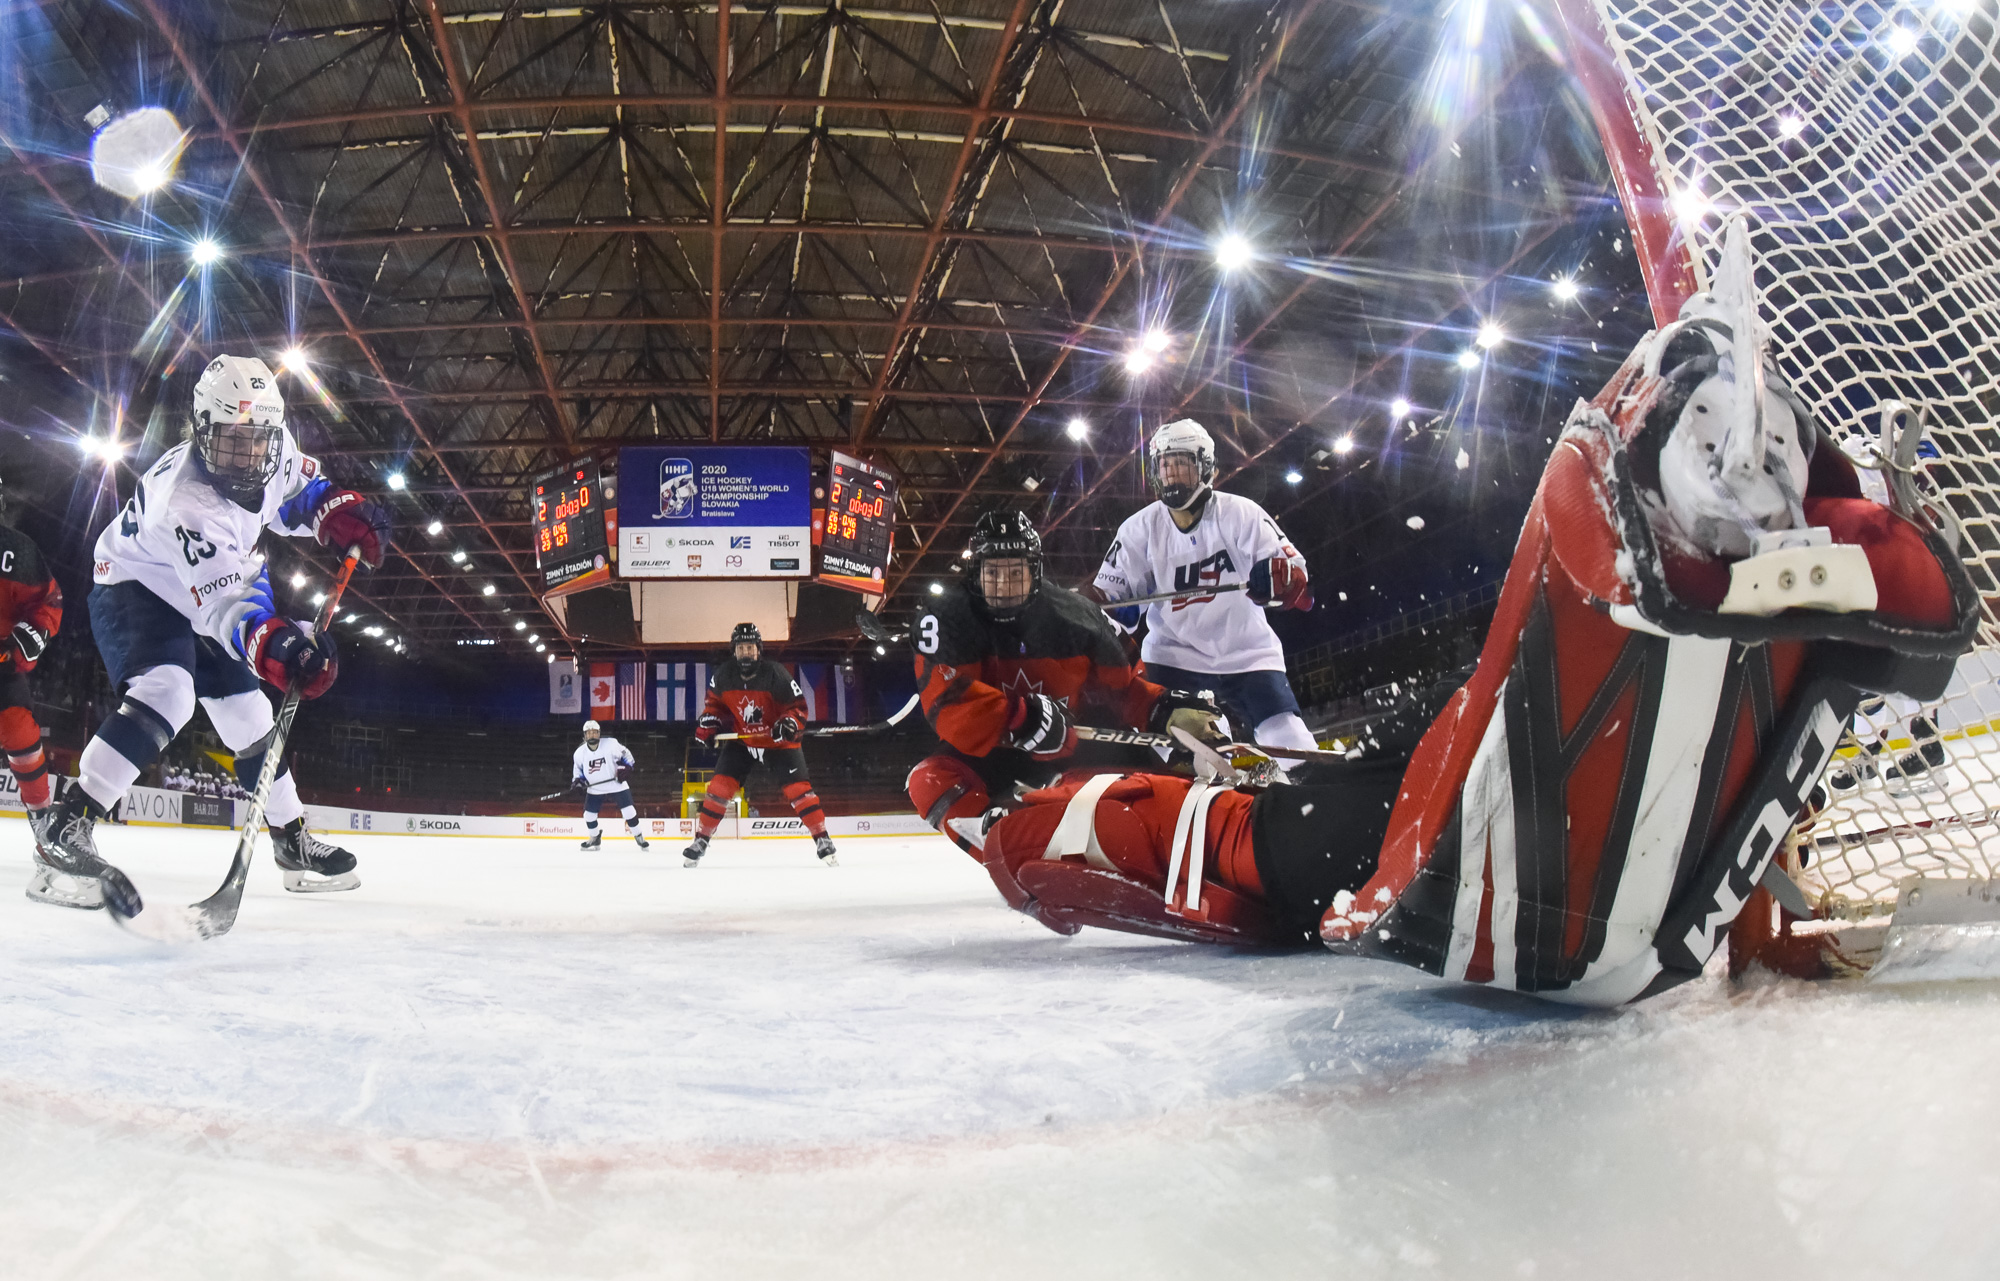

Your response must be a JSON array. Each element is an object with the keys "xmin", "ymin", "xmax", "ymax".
[
  {"xmin": 769, "ymin": 558, "xmax": 800, "ymax": 571},
  {"xmin": 750, "ymin": 819, "xmax": 806, "ymax": 832},
  {"xmin": 659, "ymin": 458, "xmax": 697, "ymax": 519}
]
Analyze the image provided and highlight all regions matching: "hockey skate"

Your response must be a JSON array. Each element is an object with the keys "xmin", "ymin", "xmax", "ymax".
[
  {"xmin": 579, "ymin": 830, "xmax": 602, "ymax": 851},
  {"xmin": 682, "ymin": 834, "xmax": 708, "ymax": 867},
  {"xmin": 270, "ymin": 817, "xmax": 360, "ymax": 893},
  {"xmin": 814, "ymin": 832, "xmax": 839, "ymax": 867},
  {"xmin": 25, "ymin": 788, "xmax": 117, "ymax": 911},
  {"xmin": 631, "ymin": 829, "xmax": 650, "ymax": 850}
]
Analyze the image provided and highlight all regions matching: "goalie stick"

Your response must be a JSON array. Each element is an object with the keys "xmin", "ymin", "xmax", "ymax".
[
  {"xmin": 854, "ymin": 585, "xmax": 1269, "ymax": 646},
  {"xmin": 715, "ymin": 692, "xmax": 923, "ymax": 741},
  {"xmin": 106, "ymin": 547, "xmax": 363, "ymax": 943}
]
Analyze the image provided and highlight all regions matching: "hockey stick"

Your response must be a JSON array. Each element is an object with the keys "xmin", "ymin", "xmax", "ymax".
[
  {"xmin": 1075, "ymin": 724, "xmax": 1349, "ymax": 763},
  {"xmin": 108, "ymin": 547, "xmax": 363, "ymax": 943},
  {"xmin": 715, "ymin": 692, "xmax": 923, "ymax": 741},
  {"xmin": 854, "ymin": 610, "xmax": 902, "ymax": 645}
]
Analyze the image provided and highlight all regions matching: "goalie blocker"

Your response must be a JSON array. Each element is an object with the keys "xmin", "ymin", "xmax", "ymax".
[{"xmin": 921, "ymin": 262, "xmax": 1978, "ymax": 1005}]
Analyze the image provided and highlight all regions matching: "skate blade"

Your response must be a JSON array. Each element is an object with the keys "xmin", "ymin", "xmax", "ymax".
[
  {"xmin": 282, "ymin": 868, "xmax": 360, "ymax": 893},
  {"xmin": 24, "ymin": 867, "xmax": 104, "ymax": 911},
  {"xmin": 1868, "ymin": 878, "xmax": 2000, "ymax": 985},
  {"xmin": 682, "ymin": 858, "xmax": 701, "ymax": 868},
  {"xmin": 820, "ymin": 854, "xmax": 840, "ymax": 868}
]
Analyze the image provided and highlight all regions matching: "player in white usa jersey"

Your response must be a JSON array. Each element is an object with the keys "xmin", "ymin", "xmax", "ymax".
[
  {"xmin": 28, "ymin": 355, "xmax": 393, "ymax": 911},
  {"xmin": 569, "ymin": 720, "xmax": 648, "ymax": 850},
  {"xmin": 1087, "ymin": 419, "xmax": 1320, "ymax": 757}
]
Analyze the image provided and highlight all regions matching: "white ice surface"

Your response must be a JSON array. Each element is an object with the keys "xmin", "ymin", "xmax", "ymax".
[{"xmin": 2, "ymin": 817, "xmax": 1998, "ymax": 1279}]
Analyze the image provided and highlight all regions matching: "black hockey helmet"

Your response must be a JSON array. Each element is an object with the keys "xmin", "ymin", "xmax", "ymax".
[
  {"xmin": 730, "ymin": 621, "xmax": 762, "ymax": 672},
  {"xmin": 965, "ymin": 509, "xmax": 1043, "ymax": 621}
]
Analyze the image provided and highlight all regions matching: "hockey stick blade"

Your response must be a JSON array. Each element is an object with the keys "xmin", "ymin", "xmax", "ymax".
[
  {"xmin": 109, "ymin": 547, "xmax": 363, "ymax": 943},
  {"xmin": 854, "ymin": 609, "xmax": 906, "ymax": 645}
]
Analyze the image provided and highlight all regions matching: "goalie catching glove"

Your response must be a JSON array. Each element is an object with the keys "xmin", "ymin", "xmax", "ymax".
[
  {"xmin": 244, "ymin": 615, "xmax": 340, "ymax": 699},
  {"xmin": 1148, "ymin": 689, "xmax": 1225, "ymax": 748},
  {"xmin": 311, "ymin": 489, "xmax": 393, "ymax": 569}
]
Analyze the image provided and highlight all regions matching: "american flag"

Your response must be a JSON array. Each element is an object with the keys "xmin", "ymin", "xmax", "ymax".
[{"xmin": 616, "ymin": 662, "xmax": 648, "ymax": 721}]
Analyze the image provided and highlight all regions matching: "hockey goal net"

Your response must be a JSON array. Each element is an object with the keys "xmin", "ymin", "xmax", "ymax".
[{"xmin": 1552, "ymin": 1, "xmax": 2000, "ymax": 948}]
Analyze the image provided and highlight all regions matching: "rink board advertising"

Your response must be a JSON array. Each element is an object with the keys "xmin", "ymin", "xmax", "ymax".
[
  {"xmin": 532, "ymin": 457, "xmax": 611, "ymax": 592},
  {"xmin": 617, "ymin": 446, "xmax": 812, "ymax": 578},
  {"xmin": 817, "ymin": 451, "xmax": 897, "ymax": 596}
]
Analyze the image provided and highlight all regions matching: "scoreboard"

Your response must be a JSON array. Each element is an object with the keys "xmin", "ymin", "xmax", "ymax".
[
  {"xmin": 817, "ymin": 450, "xmax": 897, "ymax": 595},
  {"xmin": 532, "ymin": 457, "xmax": 610, "ymax": 592}
]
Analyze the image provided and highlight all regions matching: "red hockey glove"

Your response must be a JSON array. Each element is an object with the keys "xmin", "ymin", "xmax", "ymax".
[
  {"xmin": 312, "ymin": 489, "xmax": 392, "ymax": 569},
  {"xmin": 694, "ymin": 713, "xmax": 723, "ymax": 747},
  {"xmin": 246, "ymin": 617, "xmax": 340, "ymax": 698},
  {"xmin": 11, "ymin": 621, "xmax": 49, "ymax": 668},
  {"xmin": 615, "ymin": 765, "xmax": 632, "ymax": 783},
  {"xmin": 1247, "ymin": 555, "xmax": 1312, "ymax": 610},
  {"xmin": 1007, "ymin": 693, "xmax": 1075, "ymax": 758},
  {"xmin": 771, "ymin": 715, "xmax": 804, "ymax": 745}
]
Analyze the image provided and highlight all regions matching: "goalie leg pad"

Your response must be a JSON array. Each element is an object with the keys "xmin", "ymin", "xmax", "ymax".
[{"xmin": 906, "ymin": 753, "xmax": 993, "ymax": 854}]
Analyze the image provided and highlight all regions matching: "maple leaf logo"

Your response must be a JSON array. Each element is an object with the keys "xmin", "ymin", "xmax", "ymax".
[{"xmin": 999, "ymin": 668, "xmax": 1068, "ymax": 705}]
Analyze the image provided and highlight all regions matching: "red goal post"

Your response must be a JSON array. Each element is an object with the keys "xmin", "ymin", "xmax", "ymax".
[{"xmin": 1549, "ymin": 0, "xmax": 2000, "ymax": 971}]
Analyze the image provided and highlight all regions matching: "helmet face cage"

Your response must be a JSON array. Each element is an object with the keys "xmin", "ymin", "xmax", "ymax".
[
  {"xmin": 192, "ymin": 414, "xmax": 282, "ymax": 499},
  {"xmin": 730, "ymin": 622, "xmax": 762, "ymax": 669},
  {"xmin": 1146, "ymin": 420, "xmax": 1216, "ymax": 510},
  {"xmin": 966, "ymin": 511, "xmax": 1043, "ymax": 620}
]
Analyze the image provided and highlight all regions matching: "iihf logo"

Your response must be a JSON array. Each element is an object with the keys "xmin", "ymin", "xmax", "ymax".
[{"xmin": 659, "ymin": 458, "xmax": 697, "ymax": 520}]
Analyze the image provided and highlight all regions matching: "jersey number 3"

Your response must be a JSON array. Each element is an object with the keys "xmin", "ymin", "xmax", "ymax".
[{"xmin": 917, "ymin": 614, "xmax": 940, "ymax": 654}]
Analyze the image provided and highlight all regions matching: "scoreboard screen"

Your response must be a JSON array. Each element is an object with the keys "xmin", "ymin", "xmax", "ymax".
[
  {"xmin": 532, "ymin": 457, "xmax": 610, "ymax": 592},
  {"xmin": 817, "ymin": 450, "xmax": 897, "ymax": 595}
]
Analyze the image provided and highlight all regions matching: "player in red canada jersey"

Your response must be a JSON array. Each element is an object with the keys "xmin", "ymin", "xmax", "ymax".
[
  {"xmin": 683, "ymin": 622, "xmax": 837, "ymax": 867},
  {"xmin": 0, "ymin": 489, "xmax": 63, "ymax": 849},
  {"xmin": 901, "ymin": 509, "xmax": 1223, "ymax": 854}
]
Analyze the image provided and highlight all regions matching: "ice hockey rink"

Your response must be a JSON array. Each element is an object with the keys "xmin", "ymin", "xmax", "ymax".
[{"xmin": 2, "ymin": 817, "xmax": 1997, "ymax": 1280}]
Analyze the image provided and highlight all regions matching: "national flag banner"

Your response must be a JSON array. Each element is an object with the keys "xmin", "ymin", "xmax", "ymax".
[
  {"xmin": 588, "ymin": 663, "xmax": 616, "ymax": 720},
  {"xmin": 833, "ymin": 664, "xmax": 860, "ymax": 724},
  {"xmin": 549, "ymin": 658, "xmax": 581, "ymax": 715},
  {"xmin": 790, "ymin": 663, "xmax": 833, "ymax": 722},
  {"xmin": 656, "ymin": 662, "xmax": 710, "ymax": 721},
  {"xmin": 616, "ymin": 662, "xmax": 648, "ymax": 721}
]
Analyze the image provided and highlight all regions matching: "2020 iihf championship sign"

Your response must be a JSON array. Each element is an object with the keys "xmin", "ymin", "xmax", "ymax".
[{"xmin": 617, "ymin": 446, "xmax": 812, "ymax": 578}]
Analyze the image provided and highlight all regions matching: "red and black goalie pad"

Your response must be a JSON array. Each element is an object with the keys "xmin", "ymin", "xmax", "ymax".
[
  {"xmin": 703, "ymin": 658, "xmax": 809, "ymax": 749},
  {"xmin": 0, "ymin": 525, "xmax": 61, "ymax": 673},
  {"xmin": 913, "ymin": 581, "xmax": 1165, "ymax": 759},
  {"xmin": 1320, "ymin": 348, "xmax": 1979, "ymax": 1007}
]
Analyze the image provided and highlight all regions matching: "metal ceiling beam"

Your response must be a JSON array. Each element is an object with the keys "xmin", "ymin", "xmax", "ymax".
[
  {"xmin": 708, "ymin": 0, "xmax": 730, "ymax": 441},
  {"xmin": 851, "ymin": 0, "xmax": 1034, "ymax": 451},
  {"xmin": 337, "ymin": 383, "xmax": 1149, "ymax": 407},
  {"xmin": 421, "ymin": 0, "xmax": 576, "ymax": 454},
  {"xmin": 132, "ymin": 0, "xmax": 546, "ymax": 612},
  {"xmin": 885, "ymin": 0, "xmax": 1328, "ymax": 599}
]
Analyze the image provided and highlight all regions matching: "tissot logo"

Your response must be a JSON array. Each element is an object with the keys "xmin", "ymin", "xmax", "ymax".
[{"xmin": 769, "ymin": 536, "xmax": 801, "ymax": 548}]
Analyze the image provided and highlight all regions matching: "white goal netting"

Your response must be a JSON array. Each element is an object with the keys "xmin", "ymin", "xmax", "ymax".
[{"xmin": 1560, "ymin": 0, "xmax": 2000, "ymax": 916}]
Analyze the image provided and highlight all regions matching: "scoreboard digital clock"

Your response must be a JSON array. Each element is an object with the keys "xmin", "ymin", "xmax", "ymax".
[
  {"xmin": 817, "ymin": 450, "xmax": 897, "ymax": 595},
  {"xmin": 532, "ymin": 457, "xmax": 610, "ymax": 592}
]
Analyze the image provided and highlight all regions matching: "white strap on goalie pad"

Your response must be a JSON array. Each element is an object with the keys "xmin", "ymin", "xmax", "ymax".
[
  {"xmin": 1164, "ymin": 783, "xmax": 1226, "ymax": 916},
  {"xmin": 1043, "ymin": 772, "xmax": 1124, "ymax": 871}
]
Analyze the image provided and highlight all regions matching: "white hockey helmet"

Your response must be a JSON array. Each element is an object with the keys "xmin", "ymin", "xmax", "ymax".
[
  {"xmin": 190, "ymin": 354, "xmax": 285, "ymax": 506},
  {"xmin": 1146, "ymin": 418, "xmax": 1216, "ymax": 510},
  {"xmin": 582, "ymin": 719, "xmax": 601, "ymax": 738}
]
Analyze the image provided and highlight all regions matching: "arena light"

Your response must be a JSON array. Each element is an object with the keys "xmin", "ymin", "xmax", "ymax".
[
  {"xmin": 279, "ymin": 346, "xmax": 310, "ymax": 373},
  {"xmin": 76, "ymin": 436, "xmax": 123, "ymax": 462},
  {"xmin": 1390, "ymin": 398, "xmax": 1412, "ymax": 420},
  {"xmin": 482, "ymin": 584, "xmax": 497, "ymax": 596},
  {"xmin": 364, "ymin": 626, "xmax": 383, "ymax": 637},
  {"xmin": 1670, "ymin": 184, "xmax": 1710, "ymax": 226},
  {"xmin": 89, "ymin": 107, "xmax": 185, "ymax": 200},
  {"xmin": 547, "ymin": 654, "xmax": 555, "ymax": 664},
  {"xmin": 1142, "ymin": 328, "xmax": 1170, "ymax": 354},
  {"xmin": 1552, "ymin": 277, "xmax": 1579, "ymax": 302},
  {"xmin": 535, "ymin": 644, "xmax": 546, "ymax": 653},
  {"xmin": 1476, "ymin": 323, "xmax": 1505, "ymax": 350},
  {"xmin": 929, "ymin": 582, "xmax": 944, "ymax": 595},
  {"xmin": 290, "ymin": 572, "xmax": 307, "ymax": 588},
  {"xmin": 1123, "ymin": 347, "xmax": 1156, "ymax": 376},
  {"xmin": 1456, "ymin": 349, "xmax": 1480, "ymax": 370},
  {"xmin": 514, "ymin": 620, "xmax": 527, "ymax": 631},
  {"xmin": 1776, "ymin": 115, "xmax": 1806, "ymax": 140},
  {"xmin": 1066, "ymin": 416, "xmax": 1090, "ymax": 441},
  {"xmin": 1213, "ymin": 232, "xmax": 1253, "ymax": 272},
  {"xmin": 1283, "ymin": 469, "xmax": 1303, "ymax": 485},
  {"xmin": 311, "ymin": 592, "xmax": 327, "ymax": 606},
  {"xmin": 875, "ymin": 645, "xmax": 887, "ymax": 655},
  {"xmin": 190, "ymin": 238, "xmax": 223, "ymax": 266},
  {"xmin": 426, "ymin": 519, "xmax": 443, "ymax": 536},
  {"xmin": 451, "ymin": 549, "xmax": 468, "ymax": 563},
  {"xmin": 528, "ymin": 634, "xmax": 538, "ymax": 644},
  {"xmin": 1333, "ymin": 435, "xmax": 1355, "ymax": 455},
  {"xmin": 1885, "ymin": 25, "xmax": 1918, "ymax": 56},
  {"xmin": 386, "ymin": 472, "xmax": 406, "ymax": 491}
]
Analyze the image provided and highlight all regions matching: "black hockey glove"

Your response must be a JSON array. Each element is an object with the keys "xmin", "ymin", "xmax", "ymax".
[
  {"xmin": 1148, "ymin": 689, "xmax": 1226, "ymax": 748},
  {"xmin": 11, "ymin": 620, "xmax": 49, "ymax": 665},
  {"xmin": 694, "ymin": 713, "xmax": 723, "ymax": 747},
  {"xmin": 569, "ymin": 777, "xmax": 585, "ymax": 793},
  {"xmin": 1007, "ymin": 693, "xmax": 1074, "ymax": 758},
  {"xmin": 771, "ymin": 715, "xmax": 804, "ymax": 745}
]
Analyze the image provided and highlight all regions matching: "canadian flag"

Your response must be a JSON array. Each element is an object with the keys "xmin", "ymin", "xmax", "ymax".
[{"xmin": 589, "ymin": 663, "xmax": 617, "ymax": 720}]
